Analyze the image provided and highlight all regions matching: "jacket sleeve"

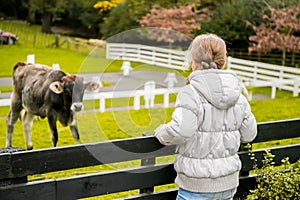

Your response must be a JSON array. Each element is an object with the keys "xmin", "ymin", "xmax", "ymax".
[
  {"xmin": 239, "ymin": 100, "xmax": 257, "ymax": 143},
  {"xmin": 154, "ymin": 89, "xmax": 200, "ymax": 145}
]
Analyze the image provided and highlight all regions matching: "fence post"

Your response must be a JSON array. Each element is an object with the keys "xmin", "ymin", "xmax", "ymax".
[
  {"xmin": 32, "ymin": 33, "xmax": 36, "ymax": 47},
  {"xmin": 168, "ymin": 52, "xmax": 171, "ymax": 68},
  {"xmin": 27, "ymin": 54, "xmax": 35, "ymax": 64},
  {"xmin": 279, "ymin": 69, "xmax": 284, "ymax": 81},
  {"xmin": 164, "ymin": 91, "xmax": 169, "ymax": 108},
  {"xmin": 271, "ymin": 82, "xmax": 277, "ymax": 99},
  {"xmin": 106, "ymin": 43, "xmax": 110, "ymax": 59},
  {"xmin": 140, "ymin": 133, "xmax": 155, "ymax": 194},
  {"xmin": 227, "ymin": 57, "xmax": 231, "ymax": 70},
  {"xmin": 99, "ymin": 95, "xmax": 106, "ymax": 112},
  {"xmin": 152, "ymin": 50, "xmax": 156, "ymax": 65},
  {"xmin": 137, "ymin": 46, "xmax": 141, "ymax": 61},
  {"xmin": 54, "ymin": 35, "xmax": 59, "ymax": 48},
  {"xmin": 293, "ymin": 79, "xmax": 299, "ymax": 97},
  {"xmin": 144, "ymin": 81, "xmax": 155, "ymax": 108},
  {"xmin": 134, "ymin": 92, "xmax": 140, "ymax": 110},
  {"xmin": 0, "ymin": 148, "xmax": 27, "ymax": 187},
  {"xmin": 253, "ymin": 63, "xmax": 258, "ymax": 81},
  {"xmin": 121, "ymin": 61, "xmax": 132, "ymax": 76}
]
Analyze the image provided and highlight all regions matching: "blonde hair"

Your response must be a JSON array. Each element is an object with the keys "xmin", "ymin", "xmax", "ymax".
[{"xmin": 188, "ymin": 33, "xmax": 227, "ymax": 70}]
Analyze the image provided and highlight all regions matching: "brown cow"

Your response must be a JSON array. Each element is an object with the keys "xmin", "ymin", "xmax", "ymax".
[{"xmin": 6, "ymin": 62, "xmax": 101, "ymax": 150}]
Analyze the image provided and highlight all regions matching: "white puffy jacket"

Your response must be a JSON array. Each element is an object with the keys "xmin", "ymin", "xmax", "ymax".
[{"xmin": 154, "ymin": 69, "xmax": 257, "ymax": 193}]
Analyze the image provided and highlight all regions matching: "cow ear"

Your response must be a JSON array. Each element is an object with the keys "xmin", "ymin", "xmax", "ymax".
[
  {"xmin": 85, "ymin": 81, "xmax": 101, "ymax": 92},
  {"xmin": 49, "ymin": 81, "xmax": 63, "ymax": 94}
]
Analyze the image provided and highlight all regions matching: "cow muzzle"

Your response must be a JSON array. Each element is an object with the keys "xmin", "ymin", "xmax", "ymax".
[{"xmin": 71, "ymin": 102, "xmax": 84, "ymax": 112}]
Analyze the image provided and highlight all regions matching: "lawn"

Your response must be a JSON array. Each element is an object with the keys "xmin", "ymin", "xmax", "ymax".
[{"xmin": 0, "ymin": 20, "xmax": 184, "ymax": 77}]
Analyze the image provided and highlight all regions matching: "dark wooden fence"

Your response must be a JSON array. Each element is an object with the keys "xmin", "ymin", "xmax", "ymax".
[
  {"xmin": 0, "ymin": 118, "xmax": 300, "ymax": 200},
  {"xmin": 228, "ymin": 48, "xmax": 300, "ymax": 68}
]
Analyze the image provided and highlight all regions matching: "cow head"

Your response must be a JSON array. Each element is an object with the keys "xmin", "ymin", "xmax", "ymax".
[{"xmin": 49, "ymin": 75, "xmax": 100, "ymax": 112}]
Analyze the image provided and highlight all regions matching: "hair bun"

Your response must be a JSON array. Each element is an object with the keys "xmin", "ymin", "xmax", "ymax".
[
  {"xmin": 200, "ymin": 61, "xmax": 217, "ymax": 69},
  {"xmin": 209, "ymin": 62, "xmax": 218, "ymax": 69}
]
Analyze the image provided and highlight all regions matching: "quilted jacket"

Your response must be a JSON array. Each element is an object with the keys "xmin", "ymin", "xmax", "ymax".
[{"xmin": 154, "ymin": 69, "xmax": 257, "ymax": 193}]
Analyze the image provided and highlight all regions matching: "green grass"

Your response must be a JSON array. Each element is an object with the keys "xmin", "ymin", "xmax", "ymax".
[
  {"xmin": 0, "ymin": 20, "xmax": 186, "ymax": 77},
  {"xmin": 0, "ymin": 43, "xmax": 185, "ymax": 77}
]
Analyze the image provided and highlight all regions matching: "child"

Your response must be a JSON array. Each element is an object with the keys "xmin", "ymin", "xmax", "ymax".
[{"xmin": 154, "ymin": 34, "xmax": 257, "ymax": 200}]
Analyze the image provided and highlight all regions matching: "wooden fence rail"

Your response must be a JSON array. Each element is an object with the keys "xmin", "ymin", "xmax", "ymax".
[
  {"xmin": 228, "ymin": 49, "xmax": 300, "ymax": 68},
  {"xmin": 0, "ymin": 118, "xmax": 300, "ymax": 199}
]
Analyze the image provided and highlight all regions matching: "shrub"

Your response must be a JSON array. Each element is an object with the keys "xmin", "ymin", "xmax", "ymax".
[{"xmin": 247, "ymin": 150, "xmax": 300, "ymax": 199}]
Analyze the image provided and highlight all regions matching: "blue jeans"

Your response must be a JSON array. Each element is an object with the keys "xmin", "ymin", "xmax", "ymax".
[{"xmin": 176, "ymin": 188, "xmax": 237, "ymax": 200}]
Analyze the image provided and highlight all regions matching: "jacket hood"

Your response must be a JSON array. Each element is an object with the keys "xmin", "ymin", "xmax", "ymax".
[{"xmin": 189, "ymin": 69, "xmax": 242, "ymax": 110}]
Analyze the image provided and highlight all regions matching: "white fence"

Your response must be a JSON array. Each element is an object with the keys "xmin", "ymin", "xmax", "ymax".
[
  {"xmin": 227, "ymin": 57, "xmax": 300, "ymax": 98},
  {"xmin": 0, "ymin": 87, "xmax": 182, "ymax": 112},
  {"xmin": 84, "ymin": 87, "xmax": 181, "ymax": 112},
  {"xmin": 106, "ymin": 43, "xmax": 189, "ymax": 70}
]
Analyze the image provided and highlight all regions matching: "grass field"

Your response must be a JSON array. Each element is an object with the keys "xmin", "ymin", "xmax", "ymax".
[
  {"xmin": 1, "ymin": 20, "xmax": 300, "ymax": 199},
  {"xmin": 0, "ymin": 43, "xmax": 180, "ymax": 77},
  {"xmin": 0, "ymin": 20, "xmax": 185, "ymax": 78}
]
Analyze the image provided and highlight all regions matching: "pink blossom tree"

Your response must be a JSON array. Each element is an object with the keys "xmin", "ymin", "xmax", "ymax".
[
  {"xmin": 139, "ymin": 5, "xmax": 210, "ymax": 44},
  {"xmin": 248, "ymin": 6, "xmax": 300, "ymax": 66}
]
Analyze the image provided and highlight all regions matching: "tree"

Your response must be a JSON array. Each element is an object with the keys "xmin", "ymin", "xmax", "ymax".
[
  {"xmin": 198, "ymin": 0, "xmax": 299, "ymax": 50},
  {"xmin": 249, "ymin": 6, "xmax": 300, "ymax": 53},
  {"xmin": 139, "ymin": 5, "xmax": 210, "ymax": 43},
  {"xmin": 100, "ymin": 0, "xmax": 200, "ymax": 40},
  {"xmin": 100, "ymin": 2, "xmax": 138, "ymax": 39},
  {"xmin": 93, "ymin": 0, "xmax": 124, "ymax": 15},
  {"xmin": 199, "ymin": 0, "xmax": 265, "ymax": 49},
  {"xmin": 0, "ymin": 0, "xmax": 28, "ymax": 19},
  {"xmin": 77, "ymin": 0, "xmax": 103, "ymax": 37},
  {"xmin": 54, "ymin": 0, "xmax": 102, "ymax": 38},
  {"xmin": 126, "ymin": 0, "xmax": 199, "ymax": 19},
  {"xmin": 27, "ymin": 0, "xmax": 65, "ymax": 33},
  {"xmin": 248, "ymin": 6, "xmax": 300, "ymax": 66}
]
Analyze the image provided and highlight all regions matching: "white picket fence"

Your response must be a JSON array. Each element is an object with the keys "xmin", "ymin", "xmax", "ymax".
[
  {"xmin": 227, "ymin": 57, "xmax": 300, "ymax": 99},
  {"xmin": 106, "ymin": 43, "xmax": 189, "ymax": 70}
]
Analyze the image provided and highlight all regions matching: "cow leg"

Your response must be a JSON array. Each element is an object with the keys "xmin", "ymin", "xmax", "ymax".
[
  {"xmin": 69, "ymin": 113, "xmax": 80, "ymax": 144},
  {"xmin": 21, "ymin": 111, "xmax": 35, "ymax": 150},
  {"xmin": 47, "ymin": 115, "xmax": 58, "ymax": 147},
  {"xmin": 6, "ymin": 110, "xmax": 20, "ymax": 148},
  {"xmin": 70, "ymin": 125, "xmax": 80, "ymax": 144},
  {"xmin": 6, "ymin": 93, "xmax": 22, "ymax": 148}
]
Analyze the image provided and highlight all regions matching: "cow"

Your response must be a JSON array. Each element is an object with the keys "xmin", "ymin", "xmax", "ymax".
[{"xmin": 6, "ymin": 62, "xmax": 101, "ymax": 150}]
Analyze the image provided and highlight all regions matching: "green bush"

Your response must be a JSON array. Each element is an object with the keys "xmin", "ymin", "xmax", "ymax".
[{"xmin": 247, "ymin": 150, "xmax": 300, "ymax": 200}]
